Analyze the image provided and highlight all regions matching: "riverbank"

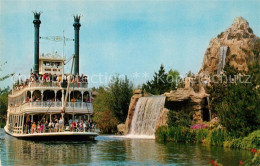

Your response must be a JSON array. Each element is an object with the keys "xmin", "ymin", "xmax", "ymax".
[{"xmin": 155, "ymin": 126, "xmax": 260, "ymax": 150}]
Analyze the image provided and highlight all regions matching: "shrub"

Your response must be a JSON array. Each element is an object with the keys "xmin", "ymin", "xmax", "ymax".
[
  {"xmin": 166, "ymin": 126, "xmax": 195, "ymax": 143},
  {"xmin": 223, "ymin": 130, "xmax": 260, "ymax": 149},
  {"xmin": 209, "ymin": 63, "xmax": 260, "ymax": 137},
  {"xmin": 195, "ymin": 129, "xmax": 209, "ymax": 143},
  {"xmin": 248, "ymin": 27, "xmax": 253, "ymax": 33},
  {"xmin": 211, "ymin": 129, "xmax": 228, "ymax": 146},
  {"xmin": 155, "ymin": 126, "xmax": 168, "ymax": 142},
  {"xmin": 168, "ymin": 110, "xmax": 192, "ymax": 128}
]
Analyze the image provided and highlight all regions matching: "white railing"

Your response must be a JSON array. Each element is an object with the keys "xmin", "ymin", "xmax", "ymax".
[
  {"xmin": 9, "ymin": 101, "xmax": 93, "ymax": 113},
  {"xmin": 11, "ymin": 82, "xmax": 89, "ymax": 96}
]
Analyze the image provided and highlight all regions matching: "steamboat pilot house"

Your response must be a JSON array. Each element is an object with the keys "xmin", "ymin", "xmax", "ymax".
[{"xmin": 5, "ymin": 12, "xmax": 97, "ymax": 140}]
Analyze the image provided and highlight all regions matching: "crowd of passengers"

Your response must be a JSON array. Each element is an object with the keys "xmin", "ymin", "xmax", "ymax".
[
  {"xmin": 14, "ymin": 73, "xmax": 88, "ymax": 90},
  {"xmin": 23, "ymin": 115, "xmax": 95, "ymax": 134},
  {"xmin": 24, "ymin": 96, "xmax": 92, "ymax": 103}
]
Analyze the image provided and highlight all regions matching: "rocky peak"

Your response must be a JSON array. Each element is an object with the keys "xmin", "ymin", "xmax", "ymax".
[{"xmin": 200, "ymin": 17, "xmax": 259, "ymax": 74}]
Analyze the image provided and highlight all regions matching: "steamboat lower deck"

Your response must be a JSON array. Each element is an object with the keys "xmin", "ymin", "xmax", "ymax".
[{"xmin": 4, "ymin": 126, "xmax": 98, "ymax": 141}]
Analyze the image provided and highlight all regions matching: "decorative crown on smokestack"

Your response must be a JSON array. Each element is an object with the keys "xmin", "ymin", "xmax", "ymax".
[
  {"xmin": 73, "ymin": 15, "xmax": 81, "ymax": 30},
  {"xmin": 74, "ymin": 15, "xmax": 81, "ymax": 22},
  {"xmin": 33, "ymin": 11, "xmax": 41, "ymax": 19}
]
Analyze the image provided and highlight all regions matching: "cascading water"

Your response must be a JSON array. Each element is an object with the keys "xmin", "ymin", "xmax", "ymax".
[
  {"xmin": 128, "ymin": 96, "xmax": 166, "ymax": 137},
  {"xmin": 217, "ymin": 46, "xmax": 228, "ymax": 74}
]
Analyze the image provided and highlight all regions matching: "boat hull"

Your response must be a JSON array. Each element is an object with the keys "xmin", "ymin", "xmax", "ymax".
[{"xmin": 4, "ymin": 126, "xmax": 98, "ymax": 141}]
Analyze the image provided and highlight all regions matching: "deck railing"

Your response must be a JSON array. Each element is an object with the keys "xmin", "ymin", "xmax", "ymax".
[
  {"xmin": 11, "ymin": 82, "xmax": 89, "ymax": 95},
  {"xmin": 9, "ymin": 101, "xmax": 93, "ymax": 113}
]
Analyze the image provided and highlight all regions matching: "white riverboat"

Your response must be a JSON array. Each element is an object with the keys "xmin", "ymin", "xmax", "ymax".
[{"xmin": 4, "ymin": 12, "xmax": 98, "ymax": 141}]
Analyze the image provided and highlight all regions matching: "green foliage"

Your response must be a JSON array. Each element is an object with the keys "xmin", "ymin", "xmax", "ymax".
[
  {"xmin": 223, "ymin": 130, "xmax": 260, "ymax": 149},
  {"xmin": 210, "ymin": 129, "xmax": 228, "ymax": 146},
  {"xmin": 0, "ymin": 87, "xmax": 10, "ymax": 127},
  {"xmin": 168, "ymin": 69, "xmax": 181, "ymax": 89},
  {"xmin": 156, "ymin": 126, "xmax": 260, "ymax": 150},
  {"xmin": 142, "ymin": 64, "xmax": 180, "ymax": 95},
  {"xmin": 108, "ymin": 76, "xmax": 133, "ymax": 122},
  {"xmin": 93, "ymin": 76, "xmax": 133, "ymax": 133},
  {"xmin": 167, "ymin": 110, "xmax": 192, "ymax": 128},
  {"xmin": 208, "ymin": 62, "xmax": 260, "ymax": 136},
  {"xmin": 195, "ymin": 129, "xmax": 209, "ymax": 143},
  {"xmin": 92, "ymin": 87, "xmax": 118, "ymax": 134},
  {"xmin": 248, "ymin": 27, "xmax": 253, "ymax": 33},
  {"xmin": 155, "ymin": 125, "xmax": 168, "ymax": 142},
  {"xmin": 156, "ymin": 126, "xmax": 196, "ymax": 143},
  {"xmin": 216, "ymin": 83, "xmax": 260, "ymax": 137}
]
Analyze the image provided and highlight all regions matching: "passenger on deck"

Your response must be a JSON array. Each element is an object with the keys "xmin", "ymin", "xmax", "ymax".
[
  {"xmin": 26, "ymin": 119, "xmax": 31, "ymax": 134},
  {"xmin": 31, "ymin": 122, "xmax": 36, "ymax": 133},
  {"xmin": 40, "ymin": 122, "xmax": 44, "ymax": 133},
  {"xmin": 37, "ymin": 121, "xmax": 41, "ymax": 133},
  {"xmin": 70, "ymin": 121, "xmax": 76, "ymax": 132},
  {"xmin": 59, "ymin": 118, "xmax": 64, "ymax": 132},
  {"xmin": 48, "ymin": 120, "xmax": 54, "ymax": 132},
  {"xmin": 44, "ymin": 121, "xmax": 49, "ymax": 133},
  {"xmin": 54, "ymin": 120, "xmax": 59, "ymax": 132}
]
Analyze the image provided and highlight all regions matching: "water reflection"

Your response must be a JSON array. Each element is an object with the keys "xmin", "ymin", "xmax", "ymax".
[{"xmin": 0, "ymin": 130, "xmax": 252, "ymax": 166}]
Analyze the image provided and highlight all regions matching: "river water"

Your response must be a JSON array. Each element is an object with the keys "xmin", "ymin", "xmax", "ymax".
[{"xmin": 0, "ymin": 129, "xmax": 252, "ymax": 166}]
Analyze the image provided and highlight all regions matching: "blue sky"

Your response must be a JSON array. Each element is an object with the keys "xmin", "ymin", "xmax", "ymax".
[{"xmin": 0, "ymin": 0, "xmax": 259, "ymax": 88}]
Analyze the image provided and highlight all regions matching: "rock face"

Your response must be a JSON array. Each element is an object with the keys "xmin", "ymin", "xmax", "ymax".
[
  {"xmin": 155, "ymin": 108, "xmax": 169, "ymax": 131},
  {"xmin": 163, "ymin": 86, "xmax": 209, "ymax": 123},
  {"xmin": 124, "ymin": 90, "xmax": 142, "ymax": 135},
  {"xmin": 200, "ymin": 17, "xmax": 259, "ymax": 74}
]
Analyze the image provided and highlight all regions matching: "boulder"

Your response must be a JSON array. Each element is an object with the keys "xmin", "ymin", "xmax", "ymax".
[{"xmin": 117, "ymin": 124, "xmax": 126, "ymax": 135}]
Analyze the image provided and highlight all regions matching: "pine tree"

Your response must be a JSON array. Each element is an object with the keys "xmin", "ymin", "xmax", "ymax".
[{"xmin": 142, "ymin": 64, "xmax": 173, "ymax": 95}]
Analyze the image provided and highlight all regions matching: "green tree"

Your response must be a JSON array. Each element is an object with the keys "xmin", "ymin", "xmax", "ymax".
[
  {"xmin": 0, "ymin": 87, "xmax": 10, "ymax": 127},
  {"xmin": 209, "ymin": 62, "xmax": 260, "ymax": 136},
  {"xmin": 92, "ymin": 87, "xmax": 118, "ymax": 133},
  {"xmin": 92, "ymin": 76, "xmax": 133, "ymax": 133},
  {"xmin": 168, "ymin": 69, "xmax": 180, "ymax": 90},
  {"xmin": 108, "ymin": 76, "xmax": 133, "ymax": 123},
  {"xmin": 0, "ymin": 61, "xmax": 13, "ymax": 127},
  {"xmin": 142, "ymin": 64, "xmax": 177, "ymax": 95}
]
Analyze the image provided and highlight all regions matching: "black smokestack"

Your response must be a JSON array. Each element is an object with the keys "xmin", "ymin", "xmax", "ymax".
[
  {"xmin": 33, "ymin": 11, "xmax": 41, "ymax": 74},
  {"xmin": 73, "ymin": 15, "xmax": 81, "ymax": 75}
]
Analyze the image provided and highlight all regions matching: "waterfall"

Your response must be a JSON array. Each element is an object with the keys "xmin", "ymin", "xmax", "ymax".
[
  {"xmin": 128, "ymin": 96, "xmax": 166, "ymax": 137},
  {"xmin": 217, "ymin": 46, "xmax": 228, "ymax": 74}
]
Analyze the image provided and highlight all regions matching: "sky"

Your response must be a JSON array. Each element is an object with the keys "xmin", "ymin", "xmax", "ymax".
[{"xmin": 0, "ymin": 0, "xmax": 259, "ymax": 88}]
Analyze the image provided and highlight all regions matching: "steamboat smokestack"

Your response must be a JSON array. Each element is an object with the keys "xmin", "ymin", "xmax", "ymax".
[
  {"xmin": 73, "ymin": 15, "xmax": 81, "ymax": 75},
  {"xmin": 33, "ymin": 12, "xmax": 41, "ymax": 74}
]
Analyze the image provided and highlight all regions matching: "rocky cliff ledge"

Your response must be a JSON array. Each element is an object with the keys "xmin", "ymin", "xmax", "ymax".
[
  {"xmin": 200, "ymin": 17, "xmax": 259, "ymax": 74},
  {"xmin": 163, "ymin": 85, "xmax": 209, "ymax": 123},
  {"xmin": 123, "ymin": 90, "xmax": 142, "ymax": 135}
]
